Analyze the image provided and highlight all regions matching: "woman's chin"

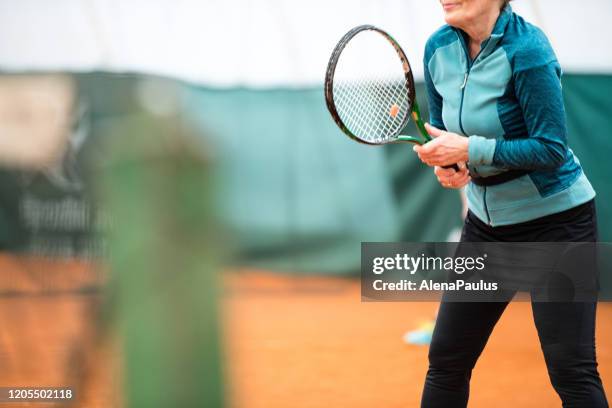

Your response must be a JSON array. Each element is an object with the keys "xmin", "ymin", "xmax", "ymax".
[{"xmin": 443, "ymin": 14, "xmax": 462, "ymax": 28}]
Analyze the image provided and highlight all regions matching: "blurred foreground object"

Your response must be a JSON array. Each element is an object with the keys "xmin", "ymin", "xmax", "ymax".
[
  {"xmin": 0, "ymin": 73, "xmax": 225, "ymax": 408},
  {"xmin": 100, "ymin": 97, "xmax": 225, "ymax": 407}
]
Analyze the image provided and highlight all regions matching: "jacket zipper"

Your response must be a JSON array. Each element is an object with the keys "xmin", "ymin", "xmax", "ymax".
[
  {"xmin": 458, "ymin": 72, "xmax": 469, "ymax": 136},
  {"xmin": 483, "ymin": 186, "xmax": 491, "ymax": 225},
  {"xmin": 457, "ymin": 34, "xmax": 486, "ymax": 136},
  {"xmin": 457, "ymin": 32, "xmax": 492, "ymax": 225}
]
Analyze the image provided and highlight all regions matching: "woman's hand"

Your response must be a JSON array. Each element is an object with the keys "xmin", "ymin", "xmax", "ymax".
[
  {"xmin": 434, "ymin": 161, "xmax": 471, "ymax": 189},
  {"xmin": 413, "ymin": 123, "xmax": 469, "ymax": 167}
]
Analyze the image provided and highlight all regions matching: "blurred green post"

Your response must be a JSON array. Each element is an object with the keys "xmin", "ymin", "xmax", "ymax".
[{"xmin": 101, "ymin": 111, "xmax": 225, "ymax": 408}]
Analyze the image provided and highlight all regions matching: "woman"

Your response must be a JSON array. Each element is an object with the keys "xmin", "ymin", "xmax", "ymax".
[{"xmin": 413, "ymin": 1, "xmax": 608, "ymax": 407}]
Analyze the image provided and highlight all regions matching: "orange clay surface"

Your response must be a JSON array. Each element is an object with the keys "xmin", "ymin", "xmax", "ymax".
[
  {"xmin": 0, "ymin": 254, "xmax": 120, "ymax": 408},
  {"xmin": 2, "ymin": 254, "xmax": 611, "ymax": 408},
  {"xmin": 224, "ymin": 271, "xmax": 612, "ymax": 408}
]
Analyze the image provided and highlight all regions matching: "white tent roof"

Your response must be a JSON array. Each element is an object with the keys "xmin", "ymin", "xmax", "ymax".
[{"xmin": 1, "ymin": 0, "xmax": 611, "ymax": 87}]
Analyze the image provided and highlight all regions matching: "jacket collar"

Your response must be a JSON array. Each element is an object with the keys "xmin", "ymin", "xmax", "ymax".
[{"xmin": 488, "ymin": 4, "xmax": 512, "ymax": 48}]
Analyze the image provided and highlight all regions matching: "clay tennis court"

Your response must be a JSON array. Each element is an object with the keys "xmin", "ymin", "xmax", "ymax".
[
  {"xmin": 225, "ymin": 271, "xmax": 612, "ymax": 408},
  {"xmin": 2, "ymin": 257, "xmax": 611, "ymax": 407}
]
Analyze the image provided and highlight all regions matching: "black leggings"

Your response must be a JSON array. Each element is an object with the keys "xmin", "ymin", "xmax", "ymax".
[{"xmin": 421, "ymin": 200, "xmax": 608, "ymax": 408}]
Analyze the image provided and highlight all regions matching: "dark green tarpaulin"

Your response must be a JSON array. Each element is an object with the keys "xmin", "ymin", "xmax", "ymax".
[
  {"xmin": 0, "ymin": 73, "xmax": 611, "ymax": 275},
  {"xmin": 184, "ymin": 75, "xmax": 612, "ymax": 273}
]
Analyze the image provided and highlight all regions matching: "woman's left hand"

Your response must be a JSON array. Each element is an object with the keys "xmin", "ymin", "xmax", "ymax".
[
  {"xmin": 435, "ymin": 162, "xmax": 471, "ymax": 189},
  {"xmin": 413, "ymin": 123, "xmax": 469, "ymax": 167}
]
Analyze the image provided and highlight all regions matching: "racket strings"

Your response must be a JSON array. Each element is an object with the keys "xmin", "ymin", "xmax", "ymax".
[
  {"xmin": 366, "ymin": 77, "xmax": 410, "ymax": 136},
  {"xmin": 337, "ymin": 84, "xmax": 393, "ymax": 140},
  {"xmin": 334, "ymin": 71, "xmax": 412, "ymax": 142},
  {"xmin": 334, "ymin": 74, "xmax": 410, "ymax": 143},
  {"xmin": 337, "ymin": 78, "xmax": 400, "ymax": 137}
]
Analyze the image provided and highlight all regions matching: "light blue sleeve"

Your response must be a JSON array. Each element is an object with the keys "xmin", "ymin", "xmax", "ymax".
[{"xmin": 468, "ymin": 136, "xmax": 496, "ymax": 166}]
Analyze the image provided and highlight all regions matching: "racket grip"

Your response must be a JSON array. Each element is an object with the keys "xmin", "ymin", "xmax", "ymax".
[{"xmin": 443, "ymin": 164, "xmax": 460, "ymax": 171}]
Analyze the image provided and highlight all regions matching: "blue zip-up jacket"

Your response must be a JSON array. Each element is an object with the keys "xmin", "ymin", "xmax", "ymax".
[{"xmin": 424, "ymin": 5, "xmax": 595, "ymax": 226}]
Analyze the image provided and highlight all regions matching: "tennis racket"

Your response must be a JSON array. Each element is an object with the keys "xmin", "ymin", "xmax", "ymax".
[{"xmin": 324, "ymin": 25, "xmax": 458, "ymax": 170}]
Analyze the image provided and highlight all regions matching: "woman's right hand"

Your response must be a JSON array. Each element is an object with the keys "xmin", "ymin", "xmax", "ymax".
[{"xmin": 434, "ymin": 162, "xmax": 471, "ymax": 189}]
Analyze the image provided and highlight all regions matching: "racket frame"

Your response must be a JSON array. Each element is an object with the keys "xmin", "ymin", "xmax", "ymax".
[{"xmin": 324, "ymin": 25, "xmax": 431, "ymax": 146}]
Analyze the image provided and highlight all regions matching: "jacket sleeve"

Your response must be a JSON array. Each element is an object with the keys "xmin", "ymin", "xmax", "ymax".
[{"xmin": 468, "ymin": 61, "xmax": 568, "ymax": 170}]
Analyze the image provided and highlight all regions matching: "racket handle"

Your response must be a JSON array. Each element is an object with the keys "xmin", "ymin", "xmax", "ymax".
[{"xmin": 443, "ymin": 164, "xmax": 460, "ymax": 171}]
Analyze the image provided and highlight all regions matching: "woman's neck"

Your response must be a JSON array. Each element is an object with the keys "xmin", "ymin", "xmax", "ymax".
[{"xmin": 461, "ymin": 7, "xmax": 501, "ymax": 49}]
